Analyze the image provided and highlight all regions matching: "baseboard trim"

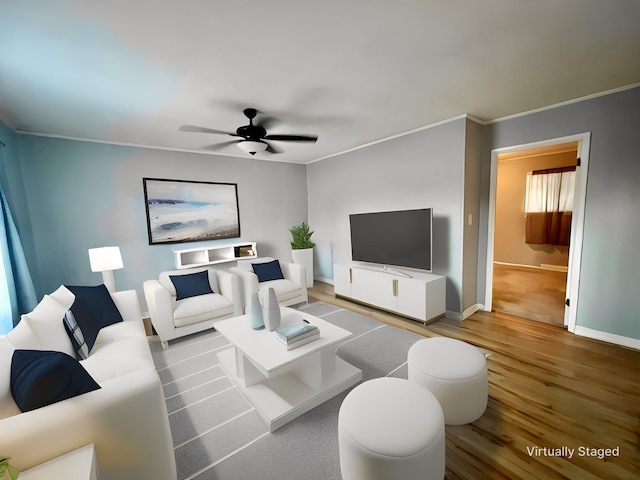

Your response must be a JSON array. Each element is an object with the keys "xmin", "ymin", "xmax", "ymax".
[
  {"xmin": 315, "ymin": 276, "xmax": 334, "ymax": 285},
  {"xmin": 463, "ymin": 304, "xmax": 482, "ymax": 320},
  {"xmin": 573, "ymin": 325, "xmax": 640, "ymax": 351},
  {"xmin": 445, "ymin": 310, "xmax": 462, "ymax": 321}
]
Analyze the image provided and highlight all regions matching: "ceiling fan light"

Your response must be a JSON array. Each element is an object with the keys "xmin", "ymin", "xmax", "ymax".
[{"xmin": 238, "ymin": 140, "xmax": 267, "ymax": 155}]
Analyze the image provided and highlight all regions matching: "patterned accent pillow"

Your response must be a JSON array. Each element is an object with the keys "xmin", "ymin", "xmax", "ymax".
[
  {"xmin": 62, "ymin": 296, "xmax": 101, "ymax": 360},
  {"xmin": 63, "ymin": 309, "xmax": 89, "ymax": 360}
]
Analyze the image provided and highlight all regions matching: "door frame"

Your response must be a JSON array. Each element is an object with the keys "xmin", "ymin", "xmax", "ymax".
[{"xmin": 484, "ymin": 132, "xmax": 591, "ymax": 332}]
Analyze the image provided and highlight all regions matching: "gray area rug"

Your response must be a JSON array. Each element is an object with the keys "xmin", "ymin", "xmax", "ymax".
[{"xmin": 149, "ymin": 302, "xmax": 424, "ymax": 480}]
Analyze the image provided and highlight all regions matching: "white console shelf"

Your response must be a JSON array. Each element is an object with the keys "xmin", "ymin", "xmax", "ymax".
[
  {"xmin": 174, "ymin": 242, "xmax": 257, "ymax": 269},
  {"xmin": 334, "ymin": 262, "xmax": 446, "ymax": 324}
]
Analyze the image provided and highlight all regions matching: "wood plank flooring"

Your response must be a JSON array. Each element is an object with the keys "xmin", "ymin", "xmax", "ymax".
[
  {"xmin": 492, "ymin": 263, "xmax": 567, "ymax": 327},
  {"xmin": 308, "ymin": 282, "xmax": 640, "ymax": 480}
]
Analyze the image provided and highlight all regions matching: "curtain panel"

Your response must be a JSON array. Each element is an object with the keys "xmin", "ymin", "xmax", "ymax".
[
  {"xmin": 1, "ymin": 185, "xmax": 37, "ymax": 334},
  {"xmin": 524, "ymin": 166, "xmax": 576, "ymax": 246}
]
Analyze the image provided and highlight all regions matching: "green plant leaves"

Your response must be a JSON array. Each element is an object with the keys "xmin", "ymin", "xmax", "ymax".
[
  {"xmin": 0, "ymin": 457, "xmax": 19, "ymax": 480},
  {"xmin": 289, "ymin": 222, "xmax": 316, "ymax": 250}
]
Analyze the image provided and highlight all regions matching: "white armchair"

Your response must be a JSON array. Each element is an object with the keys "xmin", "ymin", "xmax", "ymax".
[
  {"xmin": 230, "ymin": 257, "xmax": 308, "ymax": 311},
  {"xmin": 144, "ymin": 267, "xmax": 242, "ymax": 348}
]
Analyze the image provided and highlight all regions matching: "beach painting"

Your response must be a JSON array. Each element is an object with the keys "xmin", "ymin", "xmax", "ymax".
[{"xmin": 143, "ymin": 178, "xmax": 240, "ymax": 244}]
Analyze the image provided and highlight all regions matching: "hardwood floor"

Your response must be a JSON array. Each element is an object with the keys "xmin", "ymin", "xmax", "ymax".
[
  {"xmin": 308, "ymin": 282, "xmax": 640, "ymax": 480},
  {"xmin": 492, "ymin": 263, "xmax": 567, "ymax": 327}
]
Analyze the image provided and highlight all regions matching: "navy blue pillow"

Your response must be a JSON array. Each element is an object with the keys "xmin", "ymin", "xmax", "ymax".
[
  {"xmin": 63, "ymin": 295, "xmax": 101, "ymax": 360},
  {"xmin": 65, "ymin": 284, "xmax": 124, "ymax": 329},
  {"xmin": 170, "ymin": 271, "xmax": 214, "ymax": 301},
  {"xmin": 252, "ymin": 260, "xmax": 285, "ymax": 283},
  {"xmin": 10, "ymin": 349, "xmax": 101, "ymax": 413}
]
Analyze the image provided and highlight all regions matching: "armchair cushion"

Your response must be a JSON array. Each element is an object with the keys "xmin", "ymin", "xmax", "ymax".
[
  {"xmin": 10, "ymin": 349, "xmax": 100, "ymax": 413},
  {"xmin": 173, "ymin": 294, "xmax": 233, "ymax": 327},
  {"xmin": 252, "ymin": 259, "xmax": 285, "ymax": 283},
  {"xmin": 170, "ymin": 270, "xmax": 214, "ymax": 300},
  {"xmin": 259, "ymin": 279, "xmax": 303, "ymax": 303}
]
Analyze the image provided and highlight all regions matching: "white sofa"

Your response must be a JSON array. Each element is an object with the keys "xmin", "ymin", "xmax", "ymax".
[
  {"xmin": 144, "ymin": 267, "xmax": 242, "ymax": 348},
  {"xmin": 0, "ymin": 288, "xmax": 177, "ymax": 480},
  {"xmin": 230, "ymin": 257, "xmax": 308, "ymax": 311}
]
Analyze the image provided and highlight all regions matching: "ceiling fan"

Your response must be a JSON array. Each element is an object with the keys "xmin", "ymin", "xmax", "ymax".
[{"xmin": 179, "ymin": 108, "xmax": 318, "ymax": 155}]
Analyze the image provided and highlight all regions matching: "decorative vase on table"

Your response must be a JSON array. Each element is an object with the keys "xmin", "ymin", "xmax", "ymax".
[
  {"xmin": 262, "ymin": 287, "xmax": 281, "ymax": 331},
  {"xmin": 249, "ymin": 292, "xmax": 265, "ymax": 330}
]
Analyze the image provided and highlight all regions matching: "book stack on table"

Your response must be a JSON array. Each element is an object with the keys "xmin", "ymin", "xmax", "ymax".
[{"xmin": 275, "ymin": 322, "xmax": 320, "ymax": 350}]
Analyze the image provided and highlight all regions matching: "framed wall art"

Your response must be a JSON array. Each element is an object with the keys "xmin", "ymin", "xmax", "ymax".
[{"xmin": 143, "ymin": 178, "xmax": 240, "ymax": 245}]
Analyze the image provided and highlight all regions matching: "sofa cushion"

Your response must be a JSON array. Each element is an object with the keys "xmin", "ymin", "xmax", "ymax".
[
  {"xmin": 170, "ymin": 271, "xmax": 214, "ymax": 300},
  {"xmin": 94, "ymin": 319, "xmax": 146, "ymax": 346},
  {"xmin": 260, "ymin": 279, "xmax": 303, "ymax": 302},
  {"xmin": 66, "ymin": 284, "xmax": 124, "ymax": 329},
  {"xmin": 173, "ymin": 293, "xmax": 233, "ymax": 327},
  {"xmin": 252, "ymin": 259, "xmax": 285, "ymax": 283},
  {"xmin": 23, "ymin": 295, "xmax": 75, "ymax": 357},
  {"xmin": 81, "ymin": 337, "xmax": 154, "ymax": 383},
  {"xmin": 10, "ymin": 349, "xmax": 101, "ymax": 413},
  {"xmin": 63, "ymin": 296, "xmax": 102, "ymax": 360}
]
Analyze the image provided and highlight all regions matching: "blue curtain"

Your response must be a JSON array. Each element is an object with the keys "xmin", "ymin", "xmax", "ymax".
[{"xmin": 1, "ymin": 184, "xmax": 37, "ymax": 334}]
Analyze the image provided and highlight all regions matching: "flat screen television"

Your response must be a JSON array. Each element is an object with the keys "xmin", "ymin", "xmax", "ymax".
[{"xmin": 349, "ymin": 208, "xmax": 432, "ymax": 272}]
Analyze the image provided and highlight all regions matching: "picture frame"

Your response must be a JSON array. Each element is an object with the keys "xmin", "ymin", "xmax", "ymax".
[{"xmin": 143, "ymin": 178, "xmax": 240, "ymax": 245}]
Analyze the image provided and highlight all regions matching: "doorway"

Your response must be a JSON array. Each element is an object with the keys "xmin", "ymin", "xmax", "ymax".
[{"xmin": 484, "ymin": 133, "xmax": 591, "ymax": 333}]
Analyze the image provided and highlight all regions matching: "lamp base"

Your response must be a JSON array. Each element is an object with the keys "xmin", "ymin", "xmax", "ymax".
[{"xmin": 102, "ymin": 270, "xmax": 116, "ymax": 293}]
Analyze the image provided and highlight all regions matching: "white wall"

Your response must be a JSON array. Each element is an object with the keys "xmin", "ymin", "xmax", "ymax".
[{"xmin": 307, "ymin": 118, "xmax": 467, "ymax": 313}]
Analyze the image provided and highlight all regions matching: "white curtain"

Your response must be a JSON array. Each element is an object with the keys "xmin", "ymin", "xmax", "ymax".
[{"xmin": 525, "ymin": 170, "xmax": 576, "ymax": 213}]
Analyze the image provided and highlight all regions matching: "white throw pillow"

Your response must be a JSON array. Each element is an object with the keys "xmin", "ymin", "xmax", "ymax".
[
  {"xmin": 50, "ymin": 284, "xmax": 76, "ymax": 310},
  {"xmin": 5, "ymin": 318, "xmax": 42, "ymax": 350},
  {"xmin": 23, "ymin": 295, "xmax": 75, "ymax": 357}
]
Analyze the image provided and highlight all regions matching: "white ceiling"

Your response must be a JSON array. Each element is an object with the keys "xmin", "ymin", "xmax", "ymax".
[{"xmin": 1, "ymin": 1, "xmax": 639, "ymax": 164}]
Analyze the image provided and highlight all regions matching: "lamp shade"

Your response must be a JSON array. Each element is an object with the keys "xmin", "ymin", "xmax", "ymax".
[
  {"xmin": 237, "ymin": 140, "xmax": 267, "ymax": 155},
  {"xmin": 88, "ymin": 246, "xmax": 123, "ymax": 272}
]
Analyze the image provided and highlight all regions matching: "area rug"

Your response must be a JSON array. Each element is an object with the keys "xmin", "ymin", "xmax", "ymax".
[{"xmin": 149, "ymin": 302, "xmax": 425, "ymax": 480}]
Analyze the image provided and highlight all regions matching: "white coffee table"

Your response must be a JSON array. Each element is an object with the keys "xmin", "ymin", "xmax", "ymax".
[{"xmin": 215, "ymin": 307, "xmax": 363, "ymax": 431}]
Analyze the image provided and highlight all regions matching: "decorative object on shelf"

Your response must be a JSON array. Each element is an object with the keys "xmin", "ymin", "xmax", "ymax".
[
  {"xmin": 0, "ymin": 456, "xmax": 19, "ymax": 480},
  {"xmin": 249, "ymin": 292, "xmax": 265, "ymax": 330},
  {"xmin": 88, "ymin": 246, "xmax": 124, "ymax": 293},
  {"xmin": 261, "ymin": 288, "xmax": 281, "ymax": 331},
  {"xmin": 289, "ymin": 222, "xmax": 315, "ymax": 288},
  {"xmin": 173, "ymin": 242, "xmax": 257, "ymax": 269},
  {"xmin": 143, "ymin": 178, "xmax": 240, "ymax": 245}
]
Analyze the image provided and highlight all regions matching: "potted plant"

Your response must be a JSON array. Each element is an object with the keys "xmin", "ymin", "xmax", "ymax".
[
  {"xmin": 289, "ymin": 222, "xmax": 315, "ymax": 287},
  {"xmin": 0, "ymin": 457, "xmax": 19, "ymax": 480}
]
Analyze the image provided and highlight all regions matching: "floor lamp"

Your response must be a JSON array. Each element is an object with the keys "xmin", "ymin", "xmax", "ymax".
[{"xmin": 88, "ymin": 246, "xmax": 124, "ymax": 293}]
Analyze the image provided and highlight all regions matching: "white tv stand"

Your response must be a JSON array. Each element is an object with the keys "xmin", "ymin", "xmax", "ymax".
[{"xmin": 334, "ymin": 262, "xmax": 446, "ymax": 324}]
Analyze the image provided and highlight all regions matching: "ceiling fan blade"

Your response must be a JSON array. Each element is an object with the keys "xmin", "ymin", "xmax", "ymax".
[
  {"xmin": 179, "ymin": 125, "xmax": 237, "ymax": 136},
  {"xmin": 202, "ymin": 140, "xmax": 240, "ymax": 151},
  {"xmin": 265, "ymin": 142, "xmax": 284, "ymax": 154},
  {"xmin": 263, "ymin": 134, "xmax": 318, "ymax": 143}
]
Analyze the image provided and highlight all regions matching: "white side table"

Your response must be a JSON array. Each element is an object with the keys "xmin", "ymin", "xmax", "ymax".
[{"xmin": 20, "ymin": 444, "xmax": 99, "ymax": 480}]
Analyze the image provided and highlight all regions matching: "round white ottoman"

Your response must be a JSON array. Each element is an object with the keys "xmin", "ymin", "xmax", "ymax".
[
  {"xmin": 408, "ymin": 337, "xmax": 488, "ymax": 425},
  {"xmin": 338, "ymin": 377, "xmax": 445, "ymax": 480}
]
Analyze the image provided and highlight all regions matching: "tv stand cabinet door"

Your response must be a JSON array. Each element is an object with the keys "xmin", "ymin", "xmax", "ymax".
[
  {"xmin": 350, "ymin": 268, "xmax": 373, "ymax": 304},
  {"xmin": 370, "ymin": 271, "xmax": 398, "ymax": 312},
  {"xmin": 334, "ymin": 264, "xmax": 352, "ymax": 297},
  {"xmin": 396, "ymin": 277, "xmax": 427, "ymax": 320}
]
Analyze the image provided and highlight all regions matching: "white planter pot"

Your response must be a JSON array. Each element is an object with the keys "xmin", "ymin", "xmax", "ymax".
[{"xmin": 291, "ymin": 248, "xmax": 314, "ymax": 288}]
